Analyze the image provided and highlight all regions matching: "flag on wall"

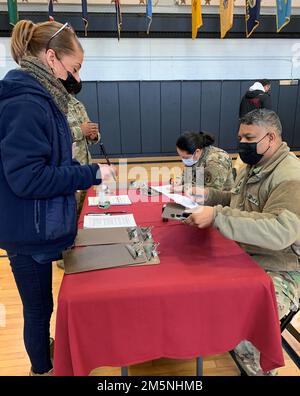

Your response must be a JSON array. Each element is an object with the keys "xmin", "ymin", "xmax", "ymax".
[
  {"xmin": 220, "ymin": 0, "xmax": 234, "ymax": 39},
  {"xmin": 245, "ymin": 0, "xmax": 261, "ymax": 38},
  {"xmin": 82, "ymin": 0, "xmax": 89, "ymax": 36},
  {"xmin": 276, "ymin": 0, "xmax": 292, "ymax": 32},
  {"xmin": 191, "ymin": 0, "xmax": 202, "ymax": 39},
  {"xmin": 114, "ymin": 0, "xmax": 122, "ymax": 41},
  {"xmin": 48, "ymin": 0, "xmax": 54, "ymax": 22},
  {"xmin": 7, "ymin": 0, "xmax": 19, "ymax": 26},
  {"xmin": 146, "ymin": 0, "xmax": 152, "ymax": 35}
]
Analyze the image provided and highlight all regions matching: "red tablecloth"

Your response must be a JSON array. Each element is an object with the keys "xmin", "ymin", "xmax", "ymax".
[{"xmin": 54, "ymin": 188, "xmax": 284, "ymax": 376}]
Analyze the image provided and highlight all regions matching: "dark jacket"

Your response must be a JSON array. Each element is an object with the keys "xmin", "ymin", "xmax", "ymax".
[
  {"xmin": 0, "ymin": 69, "xmax": 101, "ymax": 254},
  {"xmin": 239, "ymin": 90, "xmax": 272, "ymax": 118}
]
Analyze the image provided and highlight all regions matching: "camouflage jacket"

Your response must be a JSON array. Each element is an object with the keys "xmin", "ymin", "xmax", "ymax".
[
  {"xmin": 206, "ymin": 142, "xmax": 300, "ymax": 272},
  {"xmin": 67, "ymin": 95, "xmax": 100, "ymax": 165},
  {"xmin": 181, "ymin": 145, "xmax": 234, "ymax": 191}
]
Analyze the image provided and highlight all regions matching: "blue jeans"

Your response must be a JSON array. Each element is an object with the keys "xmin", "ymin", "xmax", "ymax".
[{"xmin": 7, "ymin": 253, "xmax": 53, "ymax": 374}]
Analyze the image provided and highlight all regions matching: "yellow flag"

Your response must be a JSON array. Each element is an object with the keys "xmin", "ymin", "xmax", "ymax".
[
  {"xmin": 220, "ymin": 0, "xmax": 234, "ymax": 39},
  {"xmin": 191, "ymin": 0, "xmax": 202, "ymax": 40}
]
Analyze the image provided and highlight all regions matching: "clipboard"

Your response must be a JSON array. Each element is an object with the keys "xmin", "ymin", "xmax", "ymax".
[
  {"xmin": 63, "ymin": 242, "xmax": 160, "ymax": 274},
  {"xmin": 74, "ymin": 227, "xmax": 153, "ymax": 247},
  {"xmin": 75, "ymin": 228, "xmax": 137, "ymax": 246}
]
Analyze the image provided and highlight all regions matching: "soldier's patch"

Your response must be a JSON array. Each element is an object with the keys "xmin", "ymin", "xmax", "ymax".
[
  {"xmin": 246, "ymin": 193, "xmax": 259, "ymax": 206},
  {"xmin": 205, "ymin": 171, "xmax": 212, "ymax": 184}
]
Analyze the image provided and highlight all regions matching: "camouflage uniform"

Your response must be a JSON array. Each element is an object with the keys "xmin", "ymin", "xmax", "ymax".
[
  {"xmin": 205, "ymin": 142, "xmax": 300, "ymax": 375},
  {"xmin": 67, "ymin": 95, "xmax": 100, "ymax": 214},
  {"xmin": 234, "ymin": 271, "xmax": 300, "ymax": 376},
  {"xmin": 181, "ymin": 146, "xmax": 234, "ymax": 191},
  {"xmin": 67, "ymin": 95, "xmax": 100, "ymax": 165}
]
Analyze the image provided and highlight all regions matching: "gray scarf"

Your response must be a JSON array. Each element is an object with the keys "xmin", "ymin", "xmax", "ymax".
[{"xmin": 20, "ymin": 56, "xmax": 69, "ymax": 114}]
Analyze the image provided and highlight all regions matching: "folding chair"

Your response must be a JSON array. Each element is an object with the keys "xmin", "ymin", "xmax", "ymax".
[{"xmin": 280, "ymin": 305, "xmax": 300, "ymax": 369}]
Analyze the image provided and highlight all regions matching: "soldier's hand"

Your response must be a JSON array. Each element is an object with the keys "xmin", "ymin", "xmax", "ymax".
[
  {"xmin": 81, "ymin": 122, "xmax": 99, "ymax": 139},
  {"xmin": 170, "ymin": 184, "xmax": 184, "ymax": 193},
  {"xmin": 183, "ymin": 206, "xmax": 214, "ymax": 229},
  {"xmin": 89, "ymin": 131, "xmax": 99, "ymax": 141},
  {"xmin": 185, "ymin": 186, "xmax": 208, "ymax": 204},
  {"xmin": 169, "ymin": 176, "xmax": 183, "ymax": 193}
]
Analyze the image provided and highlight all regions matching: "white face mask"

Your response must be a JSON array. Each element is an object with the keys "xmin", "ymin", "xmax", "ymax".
[{"xmin": 182, "ymin": 155, "xmax": 198, "ymax": 167}]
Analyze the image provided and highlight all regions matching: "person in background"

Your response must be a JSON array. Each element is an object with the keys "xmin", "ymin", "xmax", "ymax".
[
  {"xmin": 0, "ymin": 20, "xmax": 116, "ymax": 376},
  {"xmin": 184, "ymin": 109, "xmax": 300, "ymax": 376},
  {"xmin": 68, "ymin": 94, "xmax": 100, "ymax": 166},
  {"xmin": 68, "ymin": 93, "xmax": 100, "ymax": 214},
  {"xmin": 171, "ymin": 131, "xmax": 234, "ymax": 193},
  {"xmin": 239, "ymin": 79, "xmax": 272, "ymax": 118},
  {"xmin": 259, "ymin": 79, "xmax": 271, "ymax": 95}
]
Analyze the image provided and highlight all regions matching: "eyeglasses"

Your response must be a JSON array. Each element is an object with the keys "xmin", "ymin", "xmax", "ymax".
[{"xmin": 45, "ymin": 22, "xmax": 73, "ymax": 52}]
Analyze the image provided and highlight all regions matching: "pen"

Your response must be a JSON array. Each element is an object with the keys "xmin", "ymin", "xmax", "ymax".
[
  {"xmin": 101, "ymin": 211, "xmax": 127, "ymax": 214},
  {"xmin": 99, "ymin": 140, "xmax": 116, "ymax": 181},
  {"xmin": 86, "ymin": 211, "xmax": 128, "ymax": 216},
  {"xmin": 86, "ymin": 213, "xmax": 109, "ymax": 216}
]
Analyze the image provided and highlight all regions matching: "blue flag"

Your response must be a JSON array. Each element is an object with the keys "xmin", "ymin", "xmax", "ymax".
[
  {"xmin": 245, "ymin": 0, "xmax": 261, "ymax": 38},
  {"xmin": 82, "ymin": 0, "xmax": 88, "ymax": 36},
  {"xmin": 146, "ymin": 0, "xmax": 152, "ymax": 35},
  {"xmin": 276, "ymin": 0, "xmax": 292, "ymax": 32}
]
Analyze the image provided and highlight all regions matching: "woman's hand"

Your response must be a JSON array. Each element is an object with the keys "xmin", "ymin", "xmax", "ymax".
[
  {"xmin": 97, "ymin": 164, "xmax": 117, "ymax": 182},
  {"xmin": 169, "ymin": 176, "xmax": 183, "ymax": 193}
]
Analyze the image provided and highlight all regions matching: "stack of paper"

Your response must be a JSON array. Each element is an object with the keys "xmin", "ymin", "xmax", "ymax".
[
  {"xmin": 83, "ymin": 214, "xmax": 137, "ymax": 229},
  {"xmin": 88, "ymin": 195, "xmax": 132, "ymax": 206}
]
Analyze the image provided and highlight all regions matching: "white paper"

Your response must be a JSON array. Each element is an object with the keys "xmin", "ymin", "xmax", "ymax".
[
  {"xmin": 150, "ymin": 185, "xmax": 172, "ymax": 195},
  {"xmin": 88, "ymin": 195, "xmax": 132, "ymax": 206},
  {"xmin": 83, "ymin": 214, "xmax": 136, "ymax": 229},
  {"xmin": 168, "ymin": 194, "xmax": 198, "ymax": 209},
  {"xmin": 150, "ymin": 185, "xmax": 198, "ymax": 209}
]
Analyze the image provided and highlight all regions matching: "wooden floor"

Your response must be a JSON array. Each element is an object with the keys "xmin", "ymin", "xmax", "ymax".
[
  {"xmin": 0, "ymin": 157, "xmax": 300, "ymax": 376},
  {"xmin": 0, "ymin": 253, "xmax": 299, "ymax": 376}
]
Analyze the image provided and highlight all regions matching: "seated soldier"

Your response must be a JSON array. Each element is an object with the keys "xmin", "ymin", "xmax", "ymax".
[
  {"xmin": 171, "ymin": 131, "xmax": 234, "ymax": 193},
  {"xmin": 184, "ymin": 109, "xmax": 300, "ymax": 376}
]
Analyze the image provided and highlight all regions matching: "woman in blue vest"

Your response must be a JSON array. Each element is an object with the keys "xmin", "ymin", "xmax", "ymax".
[{"xmin": 0, "ymin": 20, "xmax": 115, "ymax": 375}]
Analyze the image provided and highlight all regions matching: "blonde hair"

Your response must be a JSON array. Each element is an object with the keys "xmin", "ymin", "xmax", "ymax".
[{"xmin": 11, "ymin": 20, "xmax": 83, "ymax": 64}]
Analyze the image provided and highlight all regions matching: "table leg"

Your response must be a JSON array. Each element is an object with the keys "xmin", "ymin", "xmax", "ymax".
[
  {"xmin": 196, "ymin": 357, "xmax": 203, "ymax": 376},
  {"xmin": 121, "ymin": 366, "xmax": 129, "ymax": 376}
]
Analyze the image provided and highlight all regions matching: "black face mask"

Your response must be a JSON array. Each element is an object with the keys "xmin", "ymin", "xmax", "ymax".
[
  {"xmin": 238, "ymin": 133, "xmax": 270, "ymax": 166},
  {"xmin": 59, "ymin": 71, "xmax": 82, "ymax": 94}
]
